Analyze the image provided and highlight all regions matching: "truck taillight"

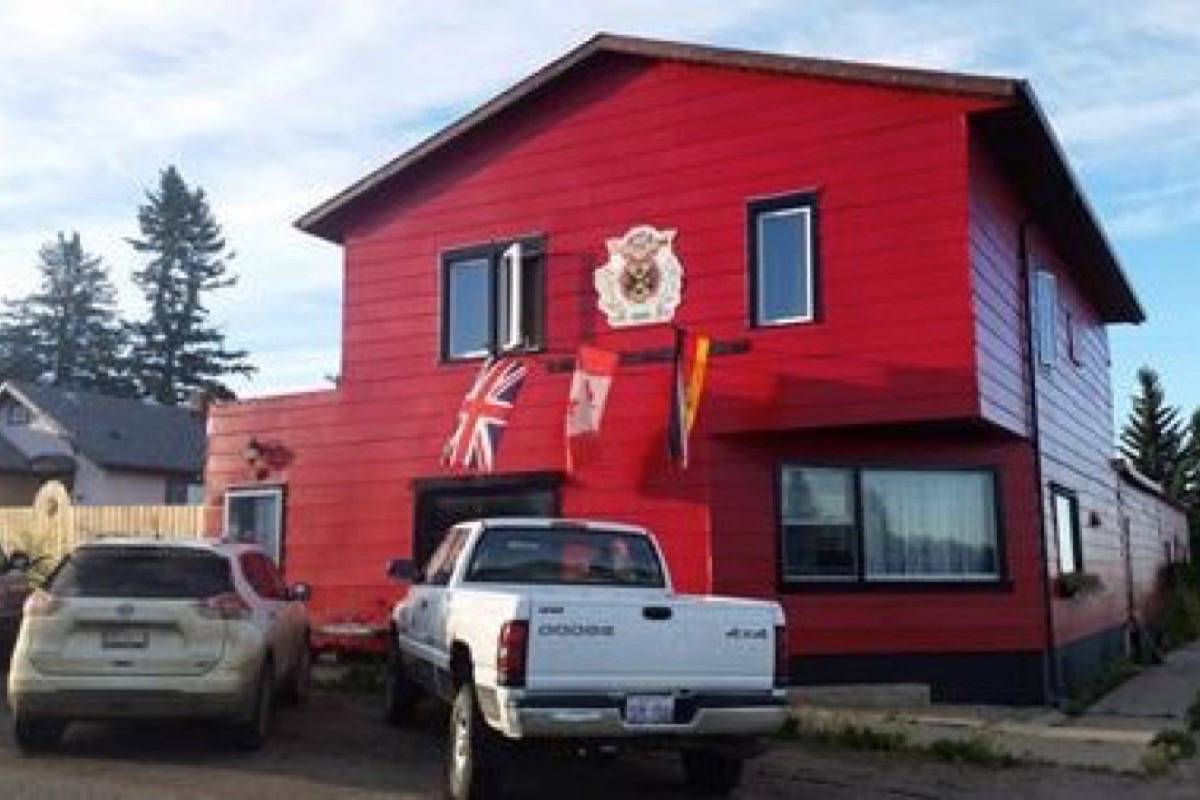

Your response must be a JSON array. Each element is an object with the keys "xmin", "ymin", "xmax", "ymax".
[
  {"xmin": 497, "ymin": 620, "xmax": 529, "ymax": 688},
  {"xmin": 24, "ymin": 589, "xmax": 61, "ymax": 618},
  {"xmin": 195, "ymin": 591, "xmax": 252, "ymax": 621},
  {"xmin": 774, "ymin": 625, "xmax": 789, "ymax": 688}
]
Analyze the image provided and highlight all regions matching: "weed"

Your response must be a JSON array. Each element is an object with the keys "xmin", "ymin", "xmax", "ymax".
[
  {"xmin": 1187, "ymin": 692, "xmax": 1200, "ymax": 732},
  {"xmin": 1150, "ymin": 730, "xmax": 1196, "ymax": 759}
]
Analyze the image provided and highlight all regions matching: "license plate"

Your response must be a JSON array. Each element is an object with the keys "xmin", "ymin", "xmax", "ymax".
[
  {"xmin": 101, "ymin": 628, "xmax": 149, "ymax": 650},
  {"xmin": 625, "ymin": 695, "xmax": 675, "ymax": 725}
]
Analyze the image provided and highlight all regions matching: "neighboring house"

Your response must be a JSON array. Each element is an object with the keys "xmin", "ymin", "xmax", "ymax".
[
  {"xmin": 205, "ymin": 35, "xmax": 1188, "ymax": 703},
  {"xmin": 0, "ymin": 381, "xmax": 205, "ymax": 506}
]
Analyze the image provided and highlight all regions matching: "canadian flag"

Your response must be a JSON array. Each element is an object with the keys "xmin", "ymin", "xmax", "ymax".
[{"xmin": 565, "ymin": 346, "xmax": 619, "ymax": 472}]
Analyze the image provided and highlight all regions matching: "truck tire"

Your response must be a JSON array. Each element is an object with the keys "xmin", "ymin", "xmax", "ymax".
[
  {"xmin": 384, "ymin": 637, "xmax": 419, "ymax": 725},
  {"xmin": 445, "ymin": 682, "xmax": 500, "ymax": 800},
  {"xmin": 234, "ymin": 662, "xmax": 274, "ymax": 751},
  {"xmin": 13, "ymin": 714, "xmax": 66, "ymax": 753},
  {"xmin": 681, "ymin": 749, "xmax": 745, "ymax": 796}
]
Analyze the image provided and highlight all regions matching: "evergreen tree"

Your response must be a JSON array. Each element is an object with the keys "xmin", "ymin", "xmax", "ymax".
[
  {"xmin": 0, "ymin": 233, "xmax": 132, "ymax": 394},
  {"xmin": 1121, "ymin": 367, "xmax": 1185, "ymax": 495},
  {"xmin": 128, "ymin": 166, "xmax": 254, "ymax": 403}
]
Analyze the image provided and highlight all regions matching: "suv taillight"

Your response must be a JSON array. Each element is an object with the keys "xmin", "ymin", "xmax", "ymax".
[
  {"xmin": 497, "ymin": 620, "xmax": 529, "ymax": 688},
  {"xmin": 24, "ymin": 589, "xmax": 61, "ymax": 618},
  {"xmin": 774, "ymin": 625, "xmax": 789, "ymax": 688},
  {"xmin": 195, "ymin": 591, "xmax": 252, "ymax": 621}
]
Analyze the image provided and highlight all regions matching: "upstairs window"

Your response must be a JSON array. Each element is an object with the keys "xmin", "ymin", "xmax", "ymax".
[
  {"xmin": 442, "ymin": 238, "xmax": 545, "ymax": 361},
  {"xmin": 750, "ymin": 194, "xmax": 818, "ymax": 326},
  {"xmin": 1033, "ymin": 269, "xmax": 1058, "ymax": 369}
]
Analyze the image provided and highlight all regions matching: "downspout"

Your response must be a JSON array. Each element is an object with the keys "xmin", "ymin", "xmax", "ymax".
[{"xmin": 1018, "ymin": 217, "xmax": 1061, "ymax": 705}]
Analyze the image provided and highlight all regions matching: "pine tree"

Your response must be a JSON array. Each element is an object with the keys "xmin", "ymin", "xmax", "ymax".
[
  {"xmin": 1121, "ymin": 367, "xmax": 1185, "ymax": 494},
  {"xmin": 128, "ymin": 166, "xmax": 255, "ymax": 404},
  {"xmin": 1177, "ymin": 409, "xmax": 1200, "ymax": 510},
  {"xmin": 0, "ymin": 232, "xmax": 132, "ymax": 394}
]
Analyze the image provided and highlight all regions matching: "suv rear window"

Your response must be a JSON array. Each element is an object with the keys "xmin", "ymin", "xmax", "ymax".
[
  {"xmin": 464, "ymin": 528, "xmax": 665, "ymax": 588},
  {"xmin": 49, "ymin": 547, "xmax": 234, "ymax": 599}
]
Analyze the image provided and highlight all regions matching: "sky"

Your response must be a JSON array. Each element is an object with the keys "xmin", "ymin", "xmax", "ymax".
[{"xmin": 1, "ymin": 1, "xmax": 1197, "ymax": 426}]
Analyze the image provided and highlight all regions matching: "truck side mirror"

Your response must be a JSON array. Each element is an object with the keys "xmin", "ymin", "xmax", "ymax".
[{"xmin": 387, "ymin": 558, "xmax": 418, "ymax": 583}]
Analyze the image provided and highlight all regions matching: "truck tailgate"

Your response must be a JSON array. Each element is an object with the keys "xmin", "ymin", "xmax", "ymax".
[{"xmin": 526, "ymin": 594, "xmax": 777, "ymax": 693}]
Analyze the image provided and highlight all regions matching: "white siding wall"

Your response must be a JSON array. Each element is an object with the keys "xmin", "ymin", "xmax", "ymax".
[{"xmin": 71, "ymin": 456, "xmax": 168, "ymax": 505}]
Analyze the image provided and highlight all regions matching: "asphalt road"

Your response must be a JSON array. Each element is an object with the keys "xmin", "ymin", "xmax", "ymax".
[{"xmin": 0, "ymin": 686, "xmax": 1197, "ymax": 799}]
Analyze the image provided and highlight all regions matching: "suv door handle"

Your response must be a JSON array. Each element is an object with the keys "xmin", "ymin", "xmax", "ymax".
[
  {"xmin": 643, "ymin": 606, "xmax": 673, "ymax": 621},
  {"xmin": 419, "ymin": 600, "xmax": 429, "ymax": 610}
]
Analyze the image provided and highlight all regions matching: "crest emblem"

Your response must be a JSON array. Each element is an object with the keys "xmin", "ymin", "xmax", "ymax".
[{"xmin": 594, "ymin": 225, "xmax": 683, "ymax": 328}]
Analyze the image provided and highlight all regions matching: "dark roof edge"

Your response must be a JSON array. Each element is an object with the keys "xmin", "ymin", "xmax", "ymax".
[
  {"xmin": 1009, "ymin": 82, "xmax": 1145, "ymax": 323},
  {"xmin": 295, "ymin": 32, "xmax": 1020, "ymax": 242}
]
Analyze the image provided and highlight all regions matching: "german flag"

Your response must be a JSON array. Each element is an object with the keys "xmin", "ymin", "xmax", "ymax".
[{"xmin": 667, "ymin": 328, "xmax": 711, "ymax": 468}]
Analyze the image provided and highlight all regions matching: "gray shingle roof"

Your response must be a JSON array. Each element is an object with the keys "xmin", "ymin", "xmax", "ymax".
[{"xmin": 5, "ymin": 382, "xmax": 204, "ymax": 474}]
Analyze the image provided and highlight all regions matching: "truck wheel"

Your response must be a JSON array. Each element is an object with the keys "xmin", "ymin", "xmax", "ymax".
[
  {"xmin": 384, "ymin": 638, "xmax": 419, "ymax": 725},
  {"xmin": 13, "ymin": 714, "xmax": 66, "ymax": 753},
  {"xmin": 234, "ymin": 662, "xmax": 275, "ymax": 751},
  {"xmin": 681, "ymin": 749, "xmax": 745, "ymax": 796},
  {"xmin": 445, "ymin": 682, "xmax": 500, "ymax": 800}
]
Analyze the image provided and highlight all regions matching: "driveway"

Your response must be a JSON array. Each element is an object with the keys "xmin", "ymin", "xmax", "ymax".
[{"xmin": 0, "ymin": 685, "xmax": 1196, "ymax": 799}]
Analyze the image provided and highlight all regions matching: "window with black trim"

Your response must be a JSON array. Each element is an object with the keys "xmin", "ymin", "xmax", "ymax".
[
  {"xmin": 780, "ymin": 465, "xmax": 1001, "ymax": 585},
  {"xmin": 442, "ymin": 237, "xmax": 545, "ymax": 360},
  {"xmin": 1052, "ymin": 486, "xmax": 1082, "ymax": 575},
  {"xmin": 750, "ymin": 194, "xmax": 818, "ymax": 326}
]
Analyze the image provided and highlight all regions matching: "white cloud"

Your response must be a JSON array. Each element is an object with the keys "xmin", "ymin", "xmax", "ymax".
[{"xmin": 1, "ymin": 0, "xmax": 1197, "ymax": 400}]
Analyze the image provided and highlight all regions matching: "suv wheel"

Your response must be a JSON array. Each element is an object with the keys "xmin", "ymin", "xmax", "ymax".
[
  {"xmin": 235, "ymin": 662, "xmax": 275, "ymax": 750},
  {"xmin": 281, "ymin": 642, "xmax": 312, "ymax": 706},
  {"xmin": 681, "ymin": 749, "xmax": 745, "ymax": 796},
  {"xmin": 445, "ymin": 682, "xmax": 500, "ymax": 800},
  {"xmin": 13, "ymin": 714, "xmax": 66, "ymax": 753},
  {"xmin": 384, "ymin": 636, "xmax": 419, "ymax": 725}
]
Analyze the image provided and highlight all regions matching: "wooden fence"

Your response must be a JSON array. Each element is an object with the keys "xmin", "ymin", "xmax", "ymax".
[{"xmin": 0, "ymin": 481, "xmax": 206, "ymax": 562}]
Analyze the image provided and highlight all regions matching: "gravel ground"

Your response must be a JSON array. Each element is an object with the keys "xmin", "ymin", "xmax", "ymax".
[{"xmin": 0, "ymin": 687, "xmax": 1196, "ymax": 799}]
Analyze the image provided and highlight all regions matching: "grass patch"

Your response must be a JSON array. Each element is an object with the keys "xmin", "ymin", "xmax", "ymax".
[
  {"xmin": 782, "ymin": 720, "xmax": 1019, "ymax": 768},
  {"xmin": 1064, "ymin": 657, "xmax": 1141, "ymax": 715},
  {"xmin": 782, "ymin": 721, "xmax": 907, "ymax": 751},
  {"xmin": 926, "ymin": 736, "xmax": 1018, "ymax": 768}
]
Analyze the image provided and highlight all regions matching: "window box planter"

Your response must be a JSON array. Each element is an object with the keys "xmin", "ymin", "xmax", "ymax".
[{"xmin": 1056, "ymin": 572, "xmax": 1104, "ymax": 599}]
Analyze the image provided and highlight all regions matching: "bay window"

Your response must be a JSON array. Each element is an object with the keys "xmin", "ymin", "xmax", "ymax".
[{"xmin": 780, "ymin": 465, "xmax": 1002, "ymax": 585}]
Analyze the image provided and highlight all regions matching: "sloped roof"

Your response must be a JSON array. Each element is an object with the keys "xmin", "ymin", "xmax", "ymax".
[
  {"xmin": 3, "ymin": 382, "xmax": 204, "ymax": 475},
  {"xmin": 295, "ymin": 32, "xmax": 1143, "ymax": 324}
]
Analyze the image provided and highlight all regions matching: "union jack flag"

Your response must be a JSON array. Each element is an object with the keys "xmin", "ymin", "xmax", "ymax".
[{"xmin": 441, "ymin": 357, "xmax": 529, "ymax": 472}]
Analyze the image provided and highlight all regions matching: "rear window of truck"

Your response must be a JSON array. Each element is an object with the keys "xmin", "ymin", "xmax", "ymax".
[
  {"xmin": 48, "ymin": 547, "xmax": 234, "ymax": 599},
  {"xmin": 464, "ymin": 528, "xmax": 666, "ymax": 588}
]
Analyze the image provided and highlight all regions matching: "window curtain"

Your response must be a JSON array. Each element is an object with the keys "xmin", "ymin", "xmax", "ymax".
[{"xmin": 862, "ymin": 470, "xmax": 998, "ymax": 579}]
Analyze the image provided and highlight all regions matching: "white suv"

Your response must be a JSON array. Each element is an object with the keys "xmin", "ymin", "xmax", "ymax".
[{"xmin": 6, "ymin": 538, "xmax": 311, "ymax": 752}]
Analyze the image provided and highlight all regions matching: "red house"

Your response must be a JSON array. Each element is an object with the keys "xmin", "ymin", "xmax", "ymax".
[{"xmin": 206, "ymin": 35, "xmax": 1189, "ymax": 704}]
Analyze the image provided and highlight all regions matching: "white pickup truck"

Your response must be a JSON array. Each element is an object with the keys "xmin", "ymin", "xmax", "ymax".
[{"xmin": 384, "ymin": 518, "xmax": 788, "ymax": 800}]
